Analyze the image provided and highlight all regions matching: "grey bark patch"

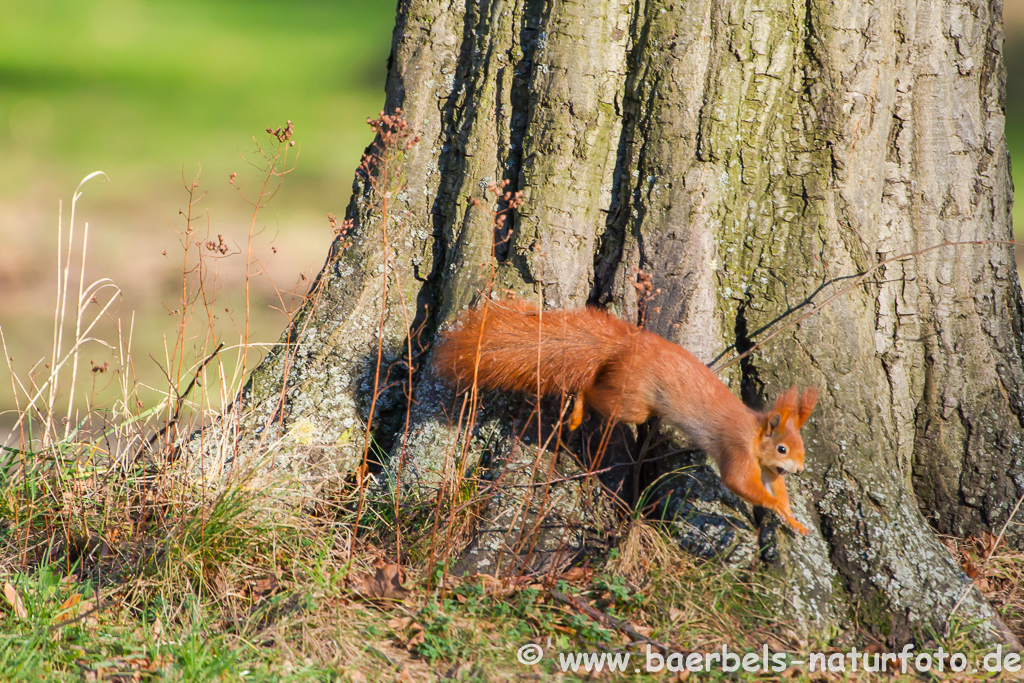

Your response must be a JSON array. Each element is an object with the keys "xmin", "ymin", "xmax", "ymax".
[{"xmin": 450, "ymin": 430, "xmax": 619, "ymax": 576}]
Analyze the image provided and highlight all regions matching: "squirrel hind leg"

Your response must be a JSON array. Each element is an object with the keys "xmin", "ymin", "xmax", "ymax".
[{"xmin": 568, "ymin": 392, "xmax": 586, "ymax": 431}]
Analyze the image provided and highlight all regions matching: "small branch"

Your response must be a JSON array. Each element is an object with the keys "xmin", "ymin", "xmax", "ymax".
[
  {"xmin": 134, "ymin": 342, "xmax": 224, "ymax": 463},
  {"xmin": 548, "ymin": 588, "xmax": 678, "ymax": 654},
  {"xmin": 48, "ymin": 594, "xmax": 117, "ymax": 634},
  {"xmin": 945, "ymin": 487, "xmax": 1024, "ymax": 638},
  {"xmin": 712, "ymin": 239, "xmax": 1019, "ymax": 373}
]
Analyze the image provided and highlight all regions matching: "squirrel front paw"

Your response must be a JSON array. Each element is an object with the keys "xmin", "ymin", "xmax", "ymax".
[{"xmin": 786, "ymin": 518, "xmax": 809, "ymax": 536}]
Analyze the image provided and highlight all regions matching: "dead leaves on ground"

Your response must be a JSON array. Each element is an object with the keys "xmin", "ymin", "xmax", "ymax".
[
  {"xmin": 387, "ymin": 615, "xmax": 426, "ymax": 649},
  {"xmin": 247, "ymin": 573, "xmax": 281, "ymax": 600},
  {"xmin": 78, "ymin": 653, "xmax": 171, "ymax": 683},
  {"xmin": 944, "ymin": 531, "xmax": 1014, "ymax": 592},
  {"xmin": 349, "ymin": 561, "xmax": 595, "ymax": 607},
  {"xmin": 3, "ymin": 579, "xmax": 100, "ymax": 626},
  {"xmin": 353, "ymin": 559, "xmax": 412, "ymax": 602},
  {"xmin": 943, "ymin": 531, "xmax": 1024, "ymax": 636}
]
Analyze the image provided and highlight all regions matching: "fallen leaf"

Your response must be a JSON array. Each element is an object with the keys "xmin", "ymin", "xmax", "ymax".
[
  {"xmin": 980, "ymin": 531, "xmax": 1000, "ymax": 557},
  {"xmin": 355, "ymin": 563, "xmax": 411, "ymax": 601},
  {"xmin": 324, "ymin": 595, "xmax": 351, "ymax": 609},
  {"xmin": 58, "ymin": 593, "xmax": 82, "ymax": 613},
  {"xmin": 560, "ymin": 567, "xmax": 591, "ymax": 584},
  {"xmin": 248, "ymin": 574, "xmax": 280, "ymax": 598},
  {"xmin": 3, "ymin": 582, "xmax": 27, "ymax": 619},
  {"xmin": 208, "ymin": 571, "xmax": 228, "ymax": 597},
  {"xmin": 387, "ymin": 616, "xmax": 415, "ymax": 632},
  {"xmin": 782, "ymin": 664, "xmax": 805, "ymax": 679},
  {"xmin": 963, "ymin": 557, "xmax": 979, "ymax": 578},
  {"xmin": 74, "ymin": 600, "xmax": 97, "ymax": 626},
  {"xmin": 406, "ymin": 630, "xmax": 425, "ymax": 649},
  {"xmin": 388, "ymin": 617, "xmax": 424, "ymax": 648}
]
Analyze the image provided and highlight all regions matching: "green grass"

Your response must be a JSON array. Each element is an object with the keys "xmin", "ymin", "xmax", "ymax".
[
  {"xmin": 0, "ymin": 0, "xmax": 391, "ymax": 189},
  {"xmin": 1, "ymin": 404, "xmax": 803, "ymax": 681},
  {"xmin": 2, "ymin": 479, "xmax": 1014, "ymax": 682},
  {"xmin": 2, "ymin": 380, "xmax": 1016, "ymax": 681},
  {"xmin": 0, "ymin": 463, "xmax": 783, "ymax": 683}
]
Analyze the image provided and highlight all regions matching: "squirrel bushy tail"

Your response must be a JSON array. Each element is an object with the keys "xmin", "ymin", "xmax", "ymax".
[
  {"xmin": 433, "ymin": 301, "xmax": 819, "ymax": 536},
  {"xmin": 433, "ymin": 301, "xmax": 640, "ymax": 397}
]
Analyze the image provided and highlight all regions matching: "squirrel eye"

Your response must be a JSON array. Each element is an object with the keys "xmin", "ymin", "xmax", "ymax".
[{"xmin": 777, "ymin": 445, "xmax": 787, "ymax": 455}]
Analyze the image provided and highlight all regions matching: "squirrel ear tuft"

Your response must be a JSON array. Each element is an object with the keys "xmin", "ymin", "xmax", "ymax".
[
  {"xmin": 795, "ymin": 387, "xmax": 819, "ymax": 428},
  {"xmin": 771, "ymin": 387, "xmax": 798, "ymax": 426}
]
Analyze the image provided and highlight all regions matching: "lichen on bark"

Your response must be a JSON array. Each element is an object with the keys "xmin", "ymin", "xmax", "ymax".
[{"xmin": 187, "ymin": 0, "xmax": 1024, "ymax": 646}]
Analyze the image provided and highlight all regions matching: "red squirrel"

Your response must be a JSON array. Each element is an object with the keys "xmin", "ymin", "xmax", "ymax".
[{"xmin": 434, "ymin": 302, "xmax": 818, "ymax": 535}]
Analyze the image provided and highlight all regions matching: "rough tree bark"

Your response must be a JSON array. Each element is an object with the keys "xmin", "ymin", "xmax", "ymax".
[{"xmin": 185, "ymin": 0, "xmax": 1024, "ymax": 644}]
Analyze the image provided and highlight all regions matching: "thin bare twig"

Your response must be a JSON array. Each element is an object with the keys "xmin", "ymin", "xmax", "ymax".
[
  {"xmin": 712, "ymin": 239, "xmax": 1019, "ymax": 373},
  {"xmin": 134, "ymin": 342, "xmax": 224, "ymax": 463},
  {"xmin": 945, "ymin": 488, "xmax": 1024, "ymax": 636},
  {"xmin": 548, "ymin": 588, "xmax": 679, "ymax": 654}
]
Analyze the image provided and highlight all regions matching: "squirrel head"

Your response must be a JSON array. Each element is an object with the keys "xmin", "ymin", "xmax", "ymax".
[{"xmin": 755, "ymin": 386, "xmax": 818, "ymax": 475}]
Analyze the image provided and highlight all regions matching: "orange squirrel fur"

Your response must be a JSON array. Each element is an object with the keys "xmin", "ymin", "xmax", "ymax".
[{"xmin": 433, "ymin": 302, "xmax": 818, "ymax": 535}]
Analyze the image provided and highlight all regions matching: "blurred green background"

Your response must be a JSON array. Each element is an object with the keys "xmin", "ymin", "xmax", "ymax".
[
  {"xmin": 0, "ymin": 0, "xmax": 395, "ymax": 425},
  {"xmin": 0, "ymin": 1, "xmax": 1022, "ymax": 428},
  {"xmin": 1008, "ymin": 4, "xmax": 1024, "ymax": 252}
]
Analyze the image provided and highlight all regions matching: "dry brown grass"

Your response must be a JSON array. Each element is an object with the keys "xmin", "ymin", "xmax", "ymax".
[
  {"xmin": 606, "ymin": 518, "xmax": 675, "ymax": 586},
  {"xmin": 943, "ymin": 533, "xmax": 1024, "ymax": 640}
]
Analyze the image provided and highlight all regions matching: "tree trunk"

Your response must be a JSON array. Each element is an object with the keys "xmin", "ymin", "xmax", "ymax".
[{"xmin": 184, "ymin": 0, "xmax": 1024, "ymax": 644}]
